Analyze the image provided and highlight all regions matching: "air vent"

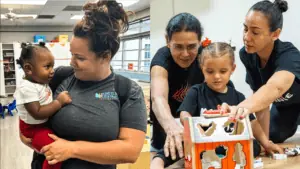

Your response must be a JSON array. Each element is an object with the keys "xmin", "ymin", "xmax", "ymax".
[
  {"xmin": 63, "ymin": 6, "xmax": 83, "ymax": 11},
  {"xmin": 37, "ymin": 15, "xmax": 55, "ymax": 19}
]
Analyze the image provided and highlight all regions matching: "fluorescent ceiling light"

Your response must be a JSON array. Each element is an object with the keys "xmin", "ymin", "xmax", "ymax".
[
  {"xmin": 0, "ymin": 0, "xmax": 47, "ymax": 5},
  {"xmin": 117, "ymin": 0, "xmax": 139, "ymax": 7},
  {"xmin": 70, "ymin": 15, "xmax": 83, "ymax": 20},
  {"xmin": 17, "ymin": 14, "xmax": 38, "ymax": 19},
  {"xmin": 1, "ymin": 14, "xmax": 37, "ymax": 19}
]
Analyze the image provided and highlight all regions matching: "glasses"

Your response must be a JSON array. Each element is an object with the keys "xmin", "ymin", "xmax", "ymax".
[{"xmin": 170, "ymin": 44, "xmax": 199, "ymax": 52}]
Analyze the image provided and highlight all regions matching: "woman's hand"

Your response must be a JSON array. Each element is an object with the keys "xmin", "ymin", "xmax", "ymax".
[
  {"xmin": 40, "ymin": 134, "xmax": 76, "ymax": 165},
  {"xmin": 164, "ymin": 122, "xmax": 184, "ymax": 160},
  {"xmin": 263, "ymin": 141, "xmax": 284, "ymax": 155},
  {"xmin": 220, "ymin": 103, "xmax": 251, "ymax": 120}
]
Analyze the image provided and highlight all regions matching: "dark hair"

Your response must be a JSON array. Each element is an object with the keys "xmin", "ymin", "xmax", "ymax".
[
  {"xmin": 199, "ymin": 42, "xmax": 235, "ymax": 65},
  {"xmin": 249, "ymin": 0, "xmax": 288, "ymax": 32},
  {"xmin": 16, "ymin": 42, "xmax": 49, "ymax": 68},
  {"xmin": 166, "ymin": 12, "xmax": 203, "ymax": 41},
  {"xmin": 73, "ymin": 0, "xmax": 129, "ymax": 59}
]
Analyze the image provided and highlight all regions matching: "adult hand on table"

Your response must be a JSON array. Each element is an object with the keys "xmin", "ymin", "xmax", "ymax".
[
  {"xmin": 164, "ymin": 122, "xmax": 184, "ymax": 160},
  {"xmin": 40, "ymin": 134, "xmax": 75, "ymax": 165}
]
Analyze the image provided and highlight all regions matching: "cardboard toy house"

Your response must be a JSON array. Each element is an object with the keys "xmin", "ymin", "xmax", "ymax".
[{"xmin": 183, "ymin": 116, "xmax": 254, "ymax": 169}]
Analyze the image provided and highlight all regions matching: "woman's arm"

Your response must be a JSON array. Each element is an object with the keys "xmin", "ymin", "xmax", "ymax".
[
  {"xmin": 151, "ymin": 66, "xmax": 177, "ymax": 131},
  {"xmin": 237, "ymin": 70, "xmax": 294, "ymax": 116},
  {"xmin": 251, "ymin": 120, "xmax": 283, "ymax": 154},
  {"xmin": 42, "ymin": 128, "xmax": 145, "ymax": 165},
  {"xmin": 72, "ymin": 128, "xmax": 145, "ymax": 164},
  {"xmin": 255, "ymin": 107, "xmax": 270, "ymax": 138},
  {"xmin": 151, "ymin": 65, "xmax": 184, "ymax": 159}
]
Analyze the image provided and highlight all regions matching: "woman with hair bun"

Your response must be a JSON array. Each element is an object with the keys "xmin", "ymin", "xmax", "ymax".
[
  {"xmin": 222, "ymin": 0, "xmax": 300, "ymax": 145},
  {"xmin": 20, "ymin": 1, "xmax": 147, "ymax": 169}
]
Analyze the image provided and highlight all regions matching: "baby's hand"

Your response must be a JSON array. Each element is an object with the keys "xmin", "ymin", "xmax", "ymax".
[{"xmin": 56, "ymin": 91, "xmax": 72, "ymax": 106}]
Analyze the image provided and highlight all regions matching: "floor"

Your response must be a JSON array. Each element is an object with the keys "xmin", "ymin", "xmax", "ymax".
[{"xmin": 0, "ymin": 97, "xmax": 32, "ymax": 169}]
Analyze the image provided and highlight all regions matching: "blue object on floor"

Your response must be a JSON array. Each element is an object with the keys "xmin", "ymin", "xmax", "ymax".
[
  {"xmin": 0, "ymin": 103, "xmax": 5, "ymax": 119},
  {"xmin": 3, "ymin": 100, "xmax": 17, "ymax": 117}
]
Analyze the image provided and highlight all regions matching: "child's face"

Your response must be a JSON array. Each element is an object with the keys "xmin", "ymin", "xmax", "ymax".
[
  {"xmin": 27, "ymin": 49, "xmax": 55, "ymax": 84},
  {"xmin": 201, "ymin": 55, "xmax": 236, "ymax": 93}
]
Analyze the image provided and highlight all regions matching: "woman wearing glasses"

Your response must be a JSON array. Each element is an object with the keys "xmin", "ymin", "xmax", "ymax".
[{"xmin": 149, "ymin": 13, "xmax": 205, "ymax": 161}]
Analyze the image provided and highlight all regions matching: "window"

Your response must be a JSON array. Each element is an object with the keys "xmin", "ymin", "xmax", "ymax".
[
  {"xmin": 123, "ymin": 22, "xmax": 141, "ymax": 36},
  {"xmin": 144, "ymin": 51, "xmax": 150, "ymax": 59},
  {"xmin": 112, "ymin": 17, "xmax": 151, "ymax": 72},
  {"xmin": 124, "ymin": 39, "xmax": 139, "ymax": 50}
]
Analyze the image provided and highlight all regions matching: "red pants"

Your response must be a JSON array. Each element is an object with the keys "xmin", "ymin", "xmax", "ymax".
[{"xmin": 19, "ymin": 119, "xmax": 62, "ymax": 169}]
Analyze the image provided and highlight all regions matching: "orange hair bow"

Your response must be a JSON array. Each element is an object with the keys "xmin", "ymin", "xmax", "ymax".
[{"xmin": 201, "ymin": 37, "xmax": 211, "ymax": 47}]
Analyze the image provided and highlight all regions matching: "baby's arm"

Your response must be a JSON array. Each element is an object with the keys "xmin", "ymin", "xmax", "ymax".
[{"xmin": 24, "ymin": 91, "xmax": 71, "ymax": 120}]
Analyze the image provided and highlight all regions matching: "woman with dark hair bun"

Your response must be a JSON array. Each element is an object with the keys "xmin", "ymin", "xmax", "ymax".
[
  {"xmin": 19, "ymin": 1, "xmax": 147, "ymax": 169},
  {"xmin": 222, "ymin": 0, "xmax": 300, "ymax": 145}
]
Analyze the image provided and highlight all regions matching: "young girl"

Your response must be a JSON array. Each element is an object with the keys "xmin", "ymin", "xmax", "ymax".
[
  {"xmin": 150, "ymin": 42, "xmax": 283, "ymax": 168},
  {"xmin": 14, "ymin": 42, "xmax": 72, "ymax": 169}
]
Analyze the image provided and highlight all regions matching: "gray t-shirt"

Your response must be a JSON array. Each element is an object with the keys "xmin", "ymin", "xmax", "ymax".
[{"xmin": 50, "ymin": 73, "xmax": 147, "ymax": 169}]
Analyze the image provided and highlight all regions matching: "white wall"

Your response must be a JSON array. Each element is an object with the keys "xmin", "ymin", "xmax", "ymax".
[
  {"xmin": 129, "ymin": 7, "xmax": 150, "ymax": 21},
  {"xmin": 150, "ymin": 0, "xmax": 174, "ymax": 59},
  {"xmin": 150, "ymin": 0, "xmax": 300, "ymax": 97}
]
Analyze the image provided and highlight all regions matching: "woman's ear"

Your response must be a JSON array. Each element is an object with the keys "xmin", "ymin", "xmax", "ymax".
[
  {"xmin": 271, "ymin": 28, "xmax": 281, "ymax": 41},
  {"xmin": 23, "ymin": 62, "xmax": 33, "ymax": 75},
  {"xmin": 165, "ymin": 35, "xmax": 170, "ymax": 48}
]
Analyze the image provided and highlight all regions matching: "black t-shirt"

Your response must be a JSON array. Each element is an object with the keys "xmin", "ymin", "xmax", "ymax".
[
  {"xmin": 156, "ymin": 83, "xmax": 255, "ymax": 167},
  {"xmin": 240, "ymin": 39, "xmax": 300, "ymax": 107},
  {"xmin": 177, "ymin": 83, "xmax": 256, "ymax": 121},
  {"xmin": 150, "ymin": 46, "xmax": 205, "ymax": 149}
]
